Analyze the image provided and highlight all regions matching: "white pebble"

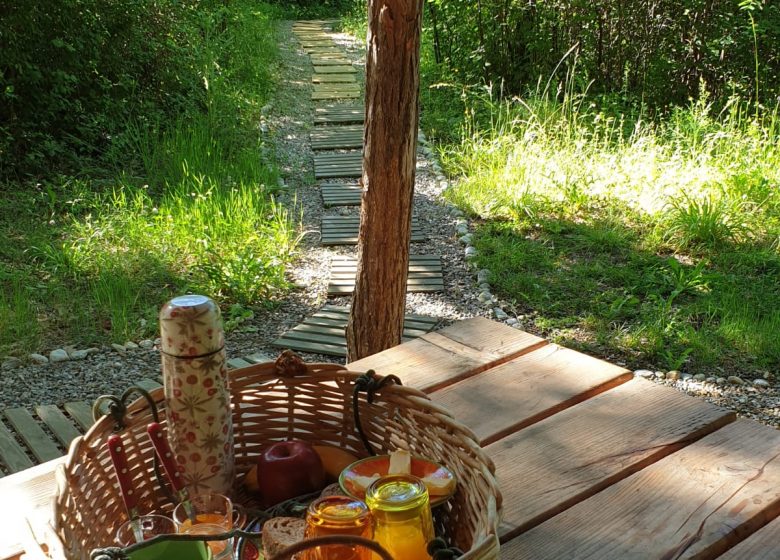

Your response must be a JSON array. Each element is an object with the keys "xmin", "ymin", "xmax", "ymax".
[{"xmin": 49, "ymin": 349, "xmax": 70, "ymax": 363}]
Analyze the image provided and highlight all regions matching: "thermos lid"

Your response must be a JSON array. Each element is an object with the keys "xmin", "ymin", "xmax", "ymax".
[{"xmin": 159, "ymin": 295, "xmax": 224, "ymax": 357}]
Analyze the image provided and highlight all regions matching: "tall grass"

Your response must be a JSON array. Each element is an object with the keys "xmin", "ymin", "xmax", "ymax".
[
  {"xmin": 0, "ymin": 2, "xmax": 299, "ymax": 355},
  {"xmin": 434, "ymin": 76, "xmax": 780, "ymax": 373}
]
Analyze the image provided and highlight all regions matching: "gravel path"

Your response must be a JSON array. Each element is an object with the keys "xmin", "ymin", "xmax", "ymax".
[{"xmin": 1, "ymin": 21, "xmax": 776, "ymax": 432}]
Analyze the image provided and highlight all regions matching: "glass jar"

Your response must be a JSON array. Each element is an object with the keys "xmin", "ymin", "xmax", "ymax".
[
  {"xmin": 303, "ymin": 496, "xmax": 374, "ymax": 560},
  {"xmin": 365, "ymin": 474, "xmax": 434, "ymax": 560}
]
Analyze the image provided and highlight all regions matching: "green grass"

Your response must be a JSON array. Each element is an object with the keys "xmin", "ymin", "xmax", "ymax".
[
  {"xmin": 0, "ymin": 2, "xmax": 300, "ymax": 357},
  {"xmin": 429, "ymin": 79, "xmax": 780, "ymax": 374}
]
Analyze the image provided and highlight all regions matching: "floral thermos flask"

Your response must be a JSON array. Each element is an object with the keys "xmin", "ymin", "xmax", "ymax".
[{"xmin": 159, "ymin": 295, "xmax": 235, "ymax": 495}]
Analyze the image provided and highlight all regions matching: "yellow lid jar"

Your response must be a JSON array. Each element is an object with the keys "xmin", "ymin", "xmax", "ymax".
[
  {"xmin": 303, "ymin": 496, "xmax": 374, "ymax": 560},
  {"xmin": 365, "ymin": 474, "xmax": 434, "ymax": 560}
]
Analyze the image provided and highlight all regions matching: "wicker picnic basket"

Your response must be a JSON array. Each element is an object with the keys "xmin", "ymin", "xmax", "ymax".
[{"xmin": 51, "ymin": 355, "xmax": 502, "ymax": 559}]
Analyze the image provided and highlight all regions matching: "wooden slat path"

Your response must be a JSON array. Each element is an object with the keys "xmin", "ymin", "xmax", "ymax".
[
  {"xmin": 314, "ymin": 151, "xmax": 362, "ymax": 178},
  {"xmin": 313, "ymin": 65, "xmax": 357, "ymax": 74},
  {"xmin": 314, "ymin": 104, "xmax": 365, "ymax": 125},
  {"xmin": 502, "ymin": 419, "xmax": 780, "ymax": 559},
  {"xmin": 312, "ymin": 90, "xmax": 360, "ymax": 101},
  {"xmin": 312, "ymin": 73, "xmax": 356, "ymax": 84},
  {"xmin": 311, "ymin": 125, "xmax": 363, "ymax": 150},
  {"xmin": 310, "ymin": 57, "xmax": 353, "ymax": 66},
  {"xmin": 719, "ymin": 515, "xmax": 780, "ymax": 559},
  {"xmin": 0, "ymin": 353, "xmax": 275, "ymax": 475},
  {"xmin": 329, "ymin": 254, "xmax": 443, "ymax": 295},
  {"xmin": 321, "ymin": 215, "xmax": 426, "ymax": 245},
  {"xmin": 321, "ymin": 182, "xmax": 362, "ymax": 206},
  {"xmin": 272, "ymin": 305, "xmax": 440, "ymax": 357},
  {"xmin": 347, "ymin": 319, "xmax": 780, "ymax": 559}
]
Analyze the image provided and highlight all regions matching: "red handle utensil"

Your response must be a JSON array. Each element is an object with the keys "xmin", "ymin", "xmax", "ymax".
[
  {"xmin": 147, "ymin": 422, "xmax": 196, "ymax": 521},
  {"xmin": 107, "ymin": 434, "xmax": 144, "ymax": 542}
]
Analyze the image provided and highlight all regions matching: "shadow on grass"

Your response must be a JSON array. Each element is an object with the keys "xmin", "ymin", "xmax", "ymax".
[{"xmin": 473, "ymin": 215, "xmax": 780, "ymax": 375}]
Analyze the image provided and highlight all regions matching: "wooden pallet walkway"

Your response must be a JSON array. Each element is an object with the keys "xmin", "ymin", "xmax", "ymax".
[
  {"xmin": 329, "ymin": 254, "xmax": 443, "ymax": 295},
  {"xmin": 321, "ymin": 215, "xmax": 426, "ymax": 245},
  {"xmin": 321, "ymin": 182, "xmax": 362, "ymax": 206},
  {"xmin": 313, "ymin": 65, "xmax": 357, "ymax": 74},
  {"xmin": 347, "ymin": 318, "xmax": 780, "ymax": 559},
  {"xmin": 271, "ymin": 305, "xmax": 440, "ymax": 357},
  {"xmin": 310, "ymin": 57, "xmax": 353, "ymax": 66},
  {"xmin": 311, "ymin": 125, "xmax": 363, "ymax": 150},
  {"xmin": 312, "ymin": 73, "xmax": 356, "ymax": 84},
  {"xmin": 0, "ymin": 352, "xmax": 272, "ymax": 477},
  {"xmin": 314, "ymin": 104, "xmax": 364, "ymax": 125},
  {"xmin": 314, "ymin": 151, "xmax": 362, "ymax": 178},
  {"xmin": 312, "ymin": 89, "xmax": 360, "ymax": 101}
]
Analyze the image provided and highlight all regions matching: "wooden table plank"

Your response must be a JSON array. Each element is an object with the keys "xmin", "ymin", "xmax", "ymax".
[
  {"xmin": 34, "ymin": 405, "xmax": 81, "ymax": 449},
  {"xmin": 0, "ymin": 421, "xmax": 34, "ymax": 473},
  {"xmin": 3, "ymin": 409, "xmax": 61, "ymax": 463},
  {"xmin": 501, "ymin": 418, "xmax": 780, "ymax": 559},
  {"xmin": 63, "ymin": 402, "xmax": 94, "ymax": 432},
  {"xmin": 348, "ymin": 318, "xmax": 548, "ymax": 392},
  {"xmin": 486, "ymin": 378, "xmax": 735, "ymax": 542},
  {"xmin": 431, "ymin": 344, "xmax": 633, "ymax": 445},
  {"xmin": 718, "ymin": 514, "xmax": 780, "ymax": 559}
]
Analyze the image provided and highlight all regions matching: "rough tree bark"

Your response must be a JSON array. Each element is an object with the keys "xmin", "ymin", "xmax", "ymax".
[{"xmin": 345, "ymin": 0, "xmax": 424, "ymax": 362}]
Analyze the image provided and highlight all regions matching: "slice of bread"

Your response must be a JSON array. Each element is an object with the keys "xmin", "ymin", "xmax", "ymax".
[
  {"xmin": 320, "ymin": 482, "xmax": 347, "ymax": 498},
  {"xmin": 262, "ymin": 516, "xmax": 305, "ymax": 559}
]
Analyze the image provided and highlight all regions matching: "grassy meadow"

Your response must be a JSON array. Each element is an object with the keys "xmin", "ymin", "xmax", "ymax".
[{"xmin": 0, "ymin": 2, "xmax": 301, "ymax": 357}]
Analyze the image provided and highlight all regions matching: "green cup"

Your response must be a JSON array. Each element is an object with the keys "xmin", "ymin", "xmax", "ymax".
[{"xmin": 126, "ymin": 539, "xmax": 212, "ymax": 560}]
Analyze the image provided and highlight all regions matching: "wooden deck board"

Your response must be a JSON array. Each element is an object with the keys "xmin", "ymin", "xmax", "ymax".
[
  {"xmin": 348, "ymin": 317, "xmax": 548, "ymax": 392},
  {"xmin": 3, "ymin": 409, "xmax": 61, "ymax": 463},
  {"xmin": 312, "ymin": 74, "xmax": 357, "ymax": 84},
  {"xmin": 718, "ymin": 515, "xmax": 780, "ymax": 559},
  {"xmin": 314, "ymin": 105, "xmax": 364, "ymax": 125},
  {"xmin": 272, "ymin": 305, "xmax": 439, "ymax": 357},
  {"xmin": 488, "ymin": 378, "xmax": 736, "ymax": 542},
  {"xmin": 0, "ymin": 420, "xmax": 34, "ymax": 473},
  {"xmin": 312, "ymin": 90, "xmax": 361, "ymax": 101},
  {"xmin": 501, "ymin": 419, "xmax": 780, "ymax": 559},
  {"xmin": 34, "ymin": 405, "xmax": 81, "ymax": 449},
  {"xmin": 431, "ymin": 343, "xmax": 633, "ymax": 445},
  {"xmin": 321, "ymin": 182, "xmax": 362, "ymax": 206},
  {"xmin": 63, "ymin": 401, "xmax": 94, "ymax": 432},
  {"xmin": 310, "ymin": 58, "xmax": 353, "ymax": 66},
  {"xmin": 311, "ymin": 126, "xmax": 363, "ymax": 150},
  {"xmin": 321, "ymin": 215, "xmax": 426, "ymax": 245},
  {"xmin": 313, "ymin": 65, "xmax": 357, "ymax": 74},
  {"xmin": 329, "ymin": 255, "xmax": 443, "ymax": 295}
]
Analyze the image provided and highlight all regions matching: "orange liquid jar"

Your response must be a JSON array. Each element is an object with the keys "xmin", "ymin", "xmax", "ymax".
[
  {"xmin": 365, "ymin": 474, "xmax": 434, "ymax": 560},
  {"xmin": 303, "ymin": 496, "xmax": 374, "ymax": 560}
]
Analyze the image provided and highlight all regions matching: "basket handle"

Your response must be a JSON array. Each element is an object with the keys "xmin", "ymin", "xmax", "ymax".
[{"xmin": 266, "ymin": 535, "xmax": 394, "ymax": 560}]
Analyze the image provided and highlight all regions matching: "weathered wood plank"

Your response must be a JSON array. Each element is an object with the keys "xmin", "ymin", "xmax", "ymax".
[
  {"xmin": 487, "ymin": 378, "xmax": 735, "ymax": 542},
  {"xmin": 313, "ymin": 65, "xmax": 357, "ymax": 74},
  {"xmin": 311, "ymin": 127, "xmax": 363, "ymax": 150},
  {"xmin": 63, "ymin": 401, "xmax": 94, "ymax": 432},
  {"xmin": 314, "ymin": 105, "xmax": 364, "ymax": 125},
  {"xmin": 227, "ymin": 357, "xmax": 252, "ymax": 369},
  {"xmin": 134, "ymin": 378, "xmax": 163, "ymax": 393},
  {"xmin": 0, "ymin": 420, "xmax": 34, "ymax": 473},
  {"xmin": 3, "ymin": 408, "xmax": 61, "ymax": 463},
  {"xmin": 348, "ymin": 318, "xmax": 549, "ymax": 393},
  {"xmin": 272, "ymin": 306, "xmax": 440, "ymax": 357},
  {"xmin": 310, "ymin": 58, "xmax": 353, "ymax": 66},
  {"xmin": 502, "ymin": 419, "xmax": 780, "ymax": 559},
  {"xmin": 718, "ymin": 514, "xmax": 780, "ymax": 560},
  {"xmin": 431, "ymin": 344, "xmax": 633, "ymax": 445},
  {"xmin": 312, "ymin": 90, "xmax": 361, "ymax": 101},
  {"xmin": 321, "ymin": 183, "xmax": 362, "ymax": 206},
  {"xmin": 34, "ymin": 405, "xmax": 81, "ymax": 449},
  {"xmin": 312, "ymin": 74, "xmax": 357, "ymax": 84},
  {"xmin": 321, "ymin": 216, "xmax": 425, "ymax": 245},
  {"xmin": 329, "ymin": 255, "xmax": 443, "ymax": 295},
  {"xmin": 243, "ymin": 352, "xmax": 272, "ymax": 364}
]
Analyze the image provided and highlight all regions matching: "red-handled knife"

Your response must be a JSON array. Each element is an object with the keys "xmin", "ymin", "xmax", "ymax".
[
  {"xmin": 147, "ymin": 422, "xmax": 196, "ymax": 520},
  {"xmin": 107, "ymin": 434, "xmax": 144, "ymax": 542}
]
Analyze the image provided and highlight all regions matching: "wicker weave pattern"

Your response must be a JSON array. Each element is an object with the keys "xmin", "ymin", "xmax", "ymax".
[{"xmin": 53, "ymin": 361, "xmax": 502, "ymax": 559}]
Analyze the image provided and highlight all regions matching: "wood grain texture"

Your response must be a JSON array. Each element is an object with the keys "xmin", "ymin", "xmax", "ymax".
[
  {"xmin": 34, "ymin": 405, "xmax": 81, "ymax": 448},
  {"xmin": 501, "ymin": 419, "xmax": 780, "ymax": 559},
  {"xmin": 3, "ymin": 409, "xmax": 61, "ymax": 463},
  {"xmin": 431, "ymin": 343, "xmax": 633, "ymax": 445},
  {"xmin": 348, "ymin": 318, "xmax": 547, "ymax": 392},
  {"xmin": 313, "ymin": 65, "xmax": 356, "ymax": 74},
  {"xmin": 718, "ymin": 514, "xmax": 780, "ymax": 559},
  {"xmin": 62, "ymin": 402, "xmax": 94, "ymax": 432},
  {"xmin": 0, "ymin": 420, "xmax": 34, "ymax": 473}
]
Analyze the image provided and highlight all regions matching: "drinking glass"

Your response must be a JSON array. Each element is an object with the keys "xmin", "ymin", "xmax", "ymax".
[
  {"xmin": 115, "ymin": 514, "xmax": 176, "ymax": 547},
  {"xmin": 173, "ymin": 493, "xmax": 244, "ymax": 560}
]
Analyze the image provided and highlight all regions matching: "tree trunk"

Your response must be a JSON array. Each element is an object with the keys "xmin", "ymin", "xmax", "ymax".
[{"xmin": 345, "ymin": 0, "xmax": 424, "ymax": 362}]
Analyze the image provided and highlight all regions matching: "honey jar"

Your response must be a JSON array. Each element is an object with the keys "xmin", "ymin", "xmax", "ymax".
[
  {"xmin": 365, "ymin": 474, "xmax": 434, "ymax": 560},
  {"xmin": 303, "ymin": 495, "xmax": 374, "ymax": 560}
]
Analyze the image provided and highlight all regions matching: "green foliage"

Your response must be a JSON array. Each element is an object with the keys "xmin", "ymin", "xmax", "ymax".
[
  {"xmin": 424, "ymin": 0, "xmax": 780, "ymax": 107},
  {"xmin": 0, "ymin": 2, "xmax": 300, "ymax": 355}
]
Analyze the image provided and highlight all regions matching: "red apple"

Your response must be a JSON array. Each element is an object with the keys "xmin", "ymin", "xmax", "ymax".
[{"xmin": 256, "ymin": 440, "xmax": 326, "ymax": 507}]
